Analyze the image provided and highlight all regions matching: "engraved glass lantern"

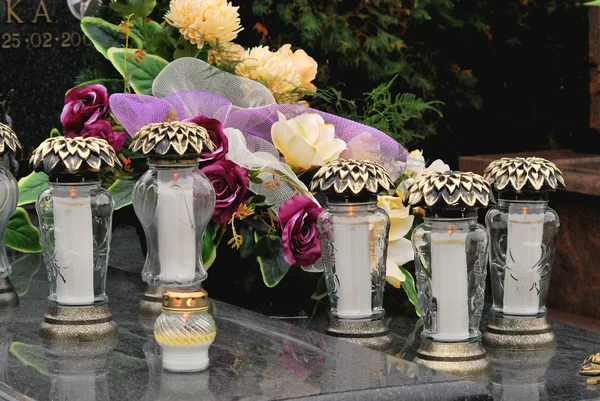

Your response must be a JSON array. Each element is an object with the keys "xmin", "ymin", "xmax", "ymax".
[
  {"xmin": 130, "ymin": 122, "xmax": 216, "ymax": 288},
  {"xmin": 482, "ymin": 157, "xmax": 565, "ymax": 350},
  {"xmin": 405, "ymin": 171, "xmax": 493, "ymax": 376},
  {"xmin": 31, "ymin": 137, "xmax": 121, "ymax": 341},
  {"xmin": 0, "ymin": 123, "xmax": 21, "ymax": 307},
  {"xmin": 309, "ymin": 159, "xmax": 394, "ymax": 323},
  {"xmin": 154, "ymin": 290, "xmax": 216, "ymax": 372}
]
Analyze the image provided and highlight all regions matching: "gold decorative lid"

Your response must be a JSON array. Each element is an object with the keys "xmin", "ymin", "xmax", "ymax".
[
  {"xmin": 30, "ymin": 136, "xmax": 122, "ymax": 176},
  {"xmin": 309, "ymin": 158, "xmax": 394, "ymax": 199},
  {"xmin": 129, "ymin": 121, "xmax": 216, "ymax": 161},
  {"xmin": 404, "ymin": 170, "xmax": 493, "ymax": 209},
  {"xmin": 0, "ymin": 123, "xmax": 22, "ymax": 156},
  {"xmin": 162, "ymin": 290, "xmax": 209, "ymax": 312},
  {"xmin": 483, "ymin": 157, "xmax": 566, "ymax": 193}
]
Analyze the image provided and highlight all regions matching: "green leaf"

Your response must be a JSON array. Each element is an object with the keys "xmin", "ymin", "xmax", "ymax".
[
  {"xmin": 310, "ymin": 274, "xmax": 328, "ymax": 300},
  {"xmin": 173, "ymin": 35, "xmax": 200, "ymax": 59},
  {"xmin": 109, "ymin": 0, "xmax": 156, "ymax": 18},
  {"xmin": 9, "ymin": 253, "xmax": 41, "ymax": 296},
  {"xmin": 81, "ymin": 17, "xmax": 143, "ymax": 59},
  {"xmin": 400, "ymin": 265, "xmax": 420, "ymax": 317},
  {"xmin": 238, "ymin": 225, "xmax": 255, "ymax": 259},
  {"xmin": 49, "ymin": 128, "xmax": 61, "ymax": 138},
  {"xmin": 107, "ymin": 48, "xmax": 169, "ymax": 95},
  {"xmin": 6, "ymin": 208, "xmax": 42, "ymax": 253},
  {"xmin": 17, "ymin": 171, "xmax": 48, "ymax": 206},
  {"xmin": 202, "ymin": 223, "xmax": 218, "ymax": 269},
  {"xmin": 255, "ymin": 234, "xmax": 291, "ymax": 287},
  {"xmin": 10, "ymin": 342, "xmax": 49, "ymax": 376},
  {"xmin": 585, "ymin": 0, "xmax": 600, "ymax": 5},
  {"xmin": 108, "ymin": 179, "xmax": 136, "ymax": 210}
]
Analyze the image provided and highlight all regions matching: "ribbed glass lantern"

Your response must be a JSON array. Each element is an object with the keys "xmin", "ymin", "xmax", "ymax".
[
  {"xmin": 0, "ymin": 123, "xmax": 21, "ymax": 307},
  {"xmin": 482, "ymin": 157, "xmax": 565, "ymax": 351},
  {"xmin": 130, "ymin": 122, "xmax": 216, "ymax": 288},
  {"xmin": 310, "ymin": 159, "xmax": 394, "ymax": 322},
  {"xmin": 405, "ymin": 170, "xmax": 494, "ymax": 376}
]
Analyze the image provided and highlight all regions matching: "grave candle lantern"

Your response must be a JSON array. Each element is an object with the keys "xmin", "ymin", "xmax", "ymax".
[
  {"xmin": 0, "ymin": 123, "xmax": 21, "ymax": 308},
  {"xmin": 404, "ymin": 170, "xmax": 493, "ymax": 376},
  {"xmin": 482, "ymin": 157, "xmax": 565, "ymax": 350},
  {"xmin": 32, "ymin": 137, "xmax": 121, "ymax": 340},
  {"xmin": 309, "ymin": 159, "xmax": 393, "ymax": 340}
]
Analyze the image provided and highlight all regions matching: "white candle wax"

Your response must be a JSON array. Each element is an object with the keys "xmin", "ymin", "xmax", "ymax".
[
  {"xmin": 332, "ymin": 214, "xmax": 372, "ymax": 319},
  {"xmin": 53, "ymin": 374, "xmax": 99, "ymax": 401},
  {"xmin": 52, "ymin": 187, "xmax": 94, "ymax": 305},
  {"xmin": 157, "ymin": 169, "xmax": 196, "ymax": 283},
  {"xmin": 503, "ymin": 206, "xmax": 544, "ymax": 315},
  {"xmin": 430, "ymin": 229, "xmax": 469, "ymax": 341}
]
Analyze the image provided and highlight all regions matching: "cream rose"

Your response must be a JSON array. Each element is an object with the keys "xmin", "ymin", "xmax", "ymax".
[
  {"xmin": 378, "ymin": 195, "xmax": 415, "ymax": 289},
  {"xmin": 271, "ymin": 112, "xmax": 346, "ymax": 171},
  {"xmin": 277, "ymin": 44, "xmax": 318, "ymax": 92}
]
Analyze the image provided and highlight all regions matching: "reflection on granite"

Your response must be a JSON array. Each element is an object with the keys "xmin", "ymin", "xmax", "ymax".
[{"xmin": 0, "ymin": 260, "xmax": 493, "ymax": 401}]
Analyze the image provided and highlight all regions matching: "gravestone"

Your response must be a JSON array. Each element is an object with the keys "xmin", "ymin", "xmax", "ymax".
[{"xmin": 0, "ymin": 0, "xmax": 100, "ymax": 177}]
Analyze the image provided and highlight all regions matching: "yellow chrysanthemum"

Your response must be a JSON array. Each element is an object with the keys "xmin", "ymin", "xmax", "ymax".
[
  {"xmin": 165, "ymin": 0, "xmax": 243, "ymax": 49},
  {"xmin": 235, "ymin": 45, "xmax": 317, "ymax": 104}
]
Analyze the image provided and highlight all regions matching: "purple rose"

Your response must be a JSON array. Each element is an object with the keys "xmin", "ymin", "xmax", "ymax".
[
  {"xmin": 278, "ymin": 195, "xmax": 324, "ymax": 267},
  {"xmin": 60, "ymin": 84, "xmax": 110, "ymax": 137},
  {"xmin": 77, "ymin": 120, "xmax": 127, "ymax": 153},
  {"xmin": 185, "ymin": 115, "xmax": 228, "ymax": 164},
  {"xmin": 200, "ymin": 160, "xmax": 249, "ymax": 225}
]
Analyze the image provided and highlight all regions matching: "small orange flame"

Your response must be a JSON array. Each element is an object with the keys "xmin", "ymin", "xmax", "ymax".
[
  {"xmin": 173, "ymin": 172, "xmax": 179, "ymax": 181},
  {"xmin": 447, "ymin": 226, "xmax": 454, "ymax": 235},
  {"xmin": 521, "ymin": 207, "xmax": 528, "ymax": 215},
  {"xmin": 186, "ymin": 297, "xmax": 195, "ymax": 307},
  {"xmin": 69, "ymin": 188, "xmax": 77, "ymax": 198}
]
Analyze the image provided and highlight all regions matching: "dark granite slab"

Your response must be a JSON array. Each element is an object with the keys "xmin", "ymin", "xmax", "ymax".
[{"xmin": 0, "ymin": 256, "xmax": 493, "ymax": 401}]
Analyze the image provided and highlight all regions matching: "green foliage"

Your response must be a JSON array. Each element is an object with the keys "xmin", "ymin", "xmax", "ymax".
[
  {"xmin": 17, "ymin": 171, "xmax": 48, "ymax": 206},
  {"xmin": 6, "ymin": 208, "xmax": 42, "ymax": 253},
  {"xmin": 9, "ymin": 253, "xmax": 42, "ymax": 296},
  {"xmin": 109, "ymin": 0, "xmax": 156, "ymax": 19},
  {"xmin": 314, "ymin": 76, "xmax": 444, "ymax": 148},
  {"xmin": 106, "ymin": 47, "xmax": 169, "ymax": 94},
  {"xmin": 254, "ymin": 232, "xmax": 292, "ymax": 288},
  {"xmin": 81, "ymin": 17, "xmax": 143, "ymax": 58},
  {"xmin": 107, "ymin": 179, "xmax": 136, "ymax": 210}
]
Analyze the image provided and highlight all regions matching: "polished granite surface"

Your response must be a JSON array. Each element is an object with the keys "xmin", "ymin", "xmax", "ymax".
[{"xmin": 0, "ymin": 255, "xmax": 493, "ymax": 401}]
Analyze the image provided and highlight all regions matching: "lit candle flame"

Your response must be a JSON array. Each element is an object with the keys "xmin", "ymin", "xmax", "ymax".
[
  {"xmin": 69, "ymin": 188, "xmax": 77, "ymax": 198},
  {"xmin": 521, "ymin": 207, "xmax": 528, "ymax": 215},
  {"xmin": 173, "ymin": 172, "xmax": 179, "ymax": 181},
  {"xmin": 186, "ymin": 297, "xmax": 195, "ymax": 307},
  {"xmin": 447, "ymin": 226, "xmax": 454, "ymax": 235}
]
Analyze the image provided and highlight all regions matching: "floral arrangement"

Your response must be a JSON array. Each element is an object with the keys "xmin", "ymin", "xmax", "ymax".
[{"xmin": 11, "ymin": 0, "xmax": 448, "ymax": 316}]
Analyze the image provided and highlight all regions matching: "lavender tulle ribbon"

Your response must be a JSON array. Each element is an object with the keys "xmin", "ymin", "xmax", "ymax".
[{"xmin": 109, "ymin": 90, "xmax": 408, "ymax": 178}]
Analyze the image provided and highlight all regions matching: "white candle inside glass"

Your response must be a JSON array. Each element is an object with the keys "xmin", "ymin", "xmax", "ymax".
[
  {"xmin": 332, "ymin": 212, "xmax": 372, "ymax": 319},
  {"xmin": 430, "ymin": 225, "xmax": 469, "ymax": 341},
  {"xmin": 503, "ymin": 204, "xmax": 544, "ymax": 315},
  {"xmin": 156, "ymin": 169, "xmax": 196, "ymax": 283},
  {"xmin": 52, "ymin": 186, "xmax": 94, "ymax": 305}
]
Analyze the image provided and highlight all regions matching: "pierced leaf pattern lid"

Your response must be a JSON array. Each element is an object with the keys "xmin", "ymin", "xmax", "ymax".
[
  {"xmin": 404, "ymin": 170, "xmax": 492, "ymax": 209},
  {"xmin": 483, "ymin": 157, "xmax": 566, "ymax": 193},
  {"xmin": 130, "ymin": 121, "xmax": 216, "ymax": 159},
  {"xmin": 30, "ymin": 136, "xmax": 121, "ymax": 175},
  {"xmin": 309, "ymin": 158, "xmax": 394, "ymax": 198},
  {"xmin": 0, "ymin": 123, "xmax": 22, "ymax": 156}
]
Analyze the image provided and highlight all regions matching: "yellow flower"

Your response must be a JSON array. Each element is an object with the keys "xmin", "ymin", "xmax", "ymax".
[
  {"xmin": 271, "ymin": 112, "xmax": 346, "ymax": 171},
  {"xmin": 165, "ymin": 0, "xmax": 243, "ymax": 49},
  {"xmin": 378, "ymin": 195, "xmax": 414, "ymax": 289},
  {"xmin": 235, "ymin": 45, "xmax": 318, "ymax": 104}
]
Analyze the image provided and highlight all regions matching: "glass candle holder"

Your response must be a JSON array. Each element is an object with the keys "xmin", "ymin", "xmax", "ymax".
[
  {"xmin": 404, "ymin": 171, "xmax": 494, "ymax": 344},
  {"xmin": 132, "ymin": 163, "xmax": 215, "ymax": 287},
  {"xmin": 310, "ymin": 159, "xmax": 395, "ymax": 323},
  {"xmin": 30, "ymin": 137, "xmax": 122, "ymax": 308},
  {"xmin": 0, "ymin": 123, "xmax": 21, "ymax": 281},
  {"xmin": 36, "ymin": 181, "xmax": 114, "ymax": 306},
  {"xmin": 317, "ymin": 200, "xmax": 389, "ymax": 319},
  {"xmin": 483, "ymin": 157, "xmax": 565, "ymax": 318},
  {"xmin": 129, "ymin": 122, "xmax": 216, "ymax": 288},
  {"xmin": 154, "ymin": 290, "xmax": 216, "ymax": 372},
  {"xmin": 412, "ymin": 216, "xmax": 489, "ymax": 342}
]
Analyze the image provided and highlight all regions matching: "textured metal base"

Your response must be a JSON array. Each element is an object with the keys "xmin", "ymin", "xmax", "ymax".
[
  {"xmin": 483, "ymin": 315, "xmax": 556, "ymax": 351},
  {"xmin": 39, "ymin": 304, "xmax": 118, "ymax": 342},
  {"xmin": 0, "ymin": 277, "xmax": 18, "ymax": 308},
  {"xmin": 413, "ymin": 341, "xmax": 491, "ymax": 378},
  {"xmin": 326, "ymin": 316, "xmax": 393, "ymax": 351},
  {"xmin": 138, "ymin": 285, "xmax": 166, "ymax": 318}
]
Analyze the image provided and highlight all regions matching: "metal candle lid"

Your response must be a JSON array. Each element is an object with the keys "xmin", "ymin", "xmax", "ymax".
[
  {"xmin": 0, "ymin": 123, "xmax": 22, "ymax": 156},
  {"xmin": 483, "ymin": 157, "xmax": 566, "ymax": 194},
  {"xmin": 309, "ymin": 158, "xmax": 394, "ymax": 201},
  {"xmin": 130, "ymin": 121, "xmax": 216, "ymax": 163},
  {"xmin": 404, "ymin": 170, "xmax": 493, "ymax": 211},
  {"xmin": 162, "ymin": 290, "xmax": 210, "ymax": 312},
  {"xmin": 30, "ymin": 136, "xmax": 121, "ymax": 177}
]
